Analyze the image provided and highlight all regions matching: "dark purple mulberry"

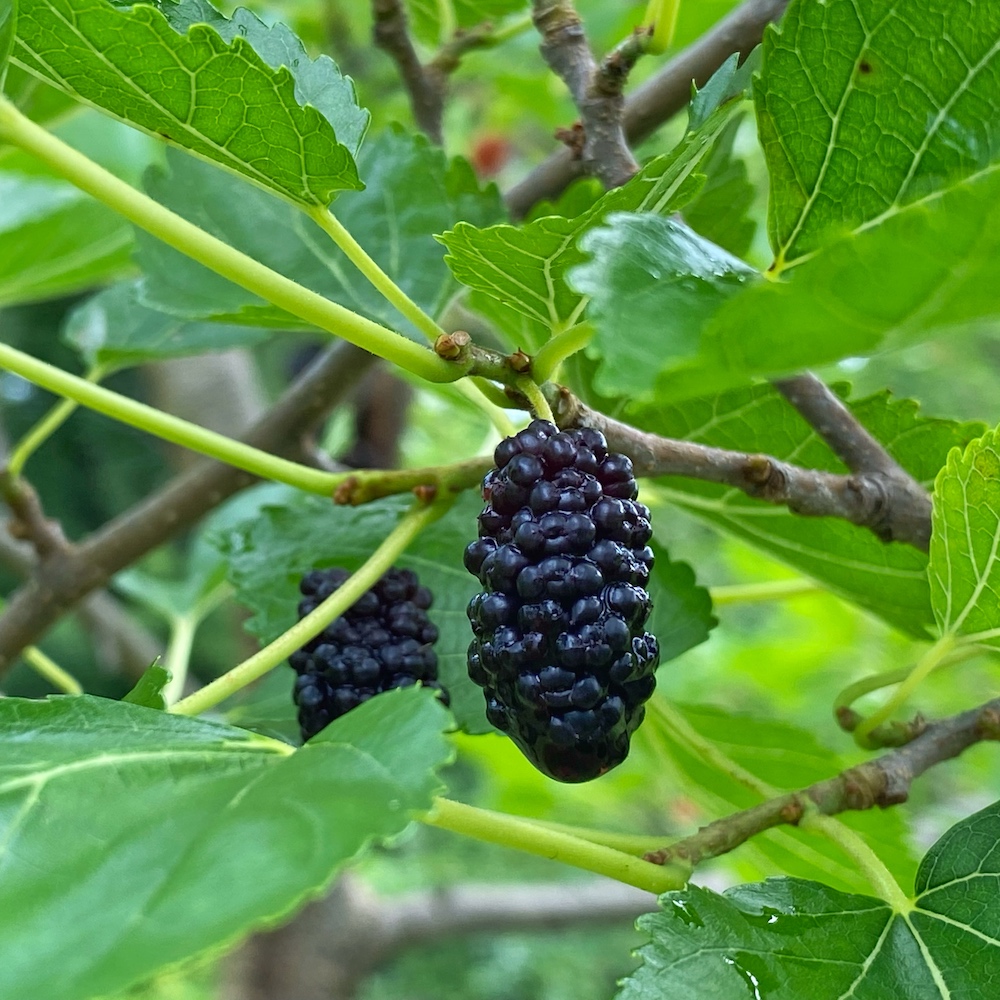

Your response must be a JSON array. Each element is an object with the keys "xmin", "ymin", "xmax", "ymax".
[
  {"xmin": 465, "ymin": 420, "xmax": 659, "ymax": 782},
  {"xmin": 290, "ymin": 567, "xmax": 447, "ymax": 740}
]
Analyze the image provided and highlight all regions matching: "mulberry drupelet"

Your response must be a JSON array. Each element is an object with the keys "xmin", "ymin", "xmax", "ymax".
[
  {"xmin": 465, "ymin": 419, "xmax": 659, "ymax": 782},
  {"xmin": 289, "ymin": 567, "xmax": 447, "ymax": 741}
]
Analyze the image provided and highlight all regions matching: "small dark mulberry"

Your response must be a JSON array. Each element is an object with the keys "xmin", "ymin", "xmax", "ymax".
[
  {"xmin": 290, "ymin": 567, "xmax": 448, "ymax": 741},
  {"xmin": 465, "ymin": 420, "xmax": 659, "ymax": 783}
]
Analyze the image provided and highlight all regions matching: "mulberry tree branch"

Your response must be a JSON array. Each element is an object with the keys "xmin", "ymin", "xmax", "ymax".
[
  {"xmin": 532, "ymin": 0, "xmax": 640, "ymax": 189},
  {"xmin": 774, "ymin": 373, "xmax": 900, "ymax": 476},
  {"xmin": 431, "ymin": 337, "xmax": 935, "ymax": 549},
  {"xmin": 774, "ymin": 373, "xmax": 933, "ymax": 548},
  {"xmin": 372, "ymin": 0, "xmax": 446, "ymax": 143},
  {"xmin": 0, "ymin": 343, "xmax": 375, "ymax": 675},
  {"xmin": 507, "ymin": 0, "xmax": 789, "ymax": 216},
  {"xmin": 547, "ymin": 385, "xmax": 932, "ymax": 550},
  {"xmin": 372, "ymin": 1, "xmax": 501, "ymax": 145},
  {"xmin": 311, "ymin": 353, "xmax": 935, "ymax": 551},
  {"xmin": 644, "ymin": 697, "xmax": 1000, "ymax": 869},
  {"xmin": 0, "ymin": 525, "xmax": 160, "ymax": 679}
]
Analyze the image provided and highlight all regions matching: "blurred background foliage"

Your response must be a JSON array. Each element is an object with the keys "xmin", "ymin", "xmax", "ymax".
[{"xmin": 2, "ymin": 0, "xmax": 999, "ymax": 998}]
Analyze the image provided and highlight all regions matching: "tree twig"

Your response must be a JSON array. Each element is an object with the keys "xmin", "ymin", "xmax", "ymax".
[
  {"xmin": 507, "ymin": 0, "xmax": 789, "ymax": 217},
  {"xmin": 372, "ymin": 2, "xmax": 499, "ymax": 145},
  {"xmin": 0, "ymin": 343, "xmax": 375, "ymax": 675},
  {"xmin": 774, "ymin": 373, "xmax": 907, "ymax": 477},
  {"xmin": 440, "ymin": 335, "xmax": 934, "ymax": 548},
  {"xmin": 595, "ymin": 27, "xmax": 654, "ymax": 98},
  {"xmin": 225, "ymin": 873, "xmax": 655, "ymax": 1000},
  {"xmin": 372, "ymin": 0, "xmax": 445, "ymax": 143},
  {"xmin": 547, "ymin": 384, "xmax": 932, "ymax": 550},
  {"xmin": 644, "ymin": 697, "xmax": 1000, "ymax": 868},
  {"xmin": 1, "ymin": 474, "xmax": 69, "ymax": 559},
  {"xmin": 426, "ymin": 21, "xmax": 499, "ymax": 78},
  {"xmin": 334, "ymin": 456, "xmax": 493, "ymax": 506},
  {"xmin": 355, "ymin": 338, "xmax": 934, "ymax": 549},
  {"xmin": 774, "ymin": 373, "xmax": 933, "ymax": 547},
  {"xmin": 0, "ymin": 527, "xmax": 160, "ymax": 679},
  {"xmin": 532, "ymin": 0, "xmax": 639, "ymax": 189}
]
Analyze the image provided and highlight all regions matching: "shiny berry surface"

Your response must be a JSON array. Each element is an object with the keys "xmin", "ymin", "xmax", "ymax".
[
  {"xmin": 465, "ymin": 420, "xmax": 659, "ymax": 782},
  {"xmin": 290, "ymin": 567, "xmax": 447, "ymax": 741}
]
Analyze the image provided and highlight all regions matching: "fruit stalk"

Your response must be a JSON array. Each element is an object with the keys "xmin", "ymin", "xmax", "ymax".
[{"xmin": 171, "ymin": 498, "xmax": 451, "ymax": 717}]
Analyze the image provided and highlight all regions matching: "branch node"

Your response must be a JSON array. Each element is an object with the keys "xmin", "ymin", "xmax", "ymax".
[
  {"xmin": 554, "ymin": 122, "xmax": 585, "ymax": 156},
  {"xmin": 428, "ymin": 21, "xmax": 497, "ymax": 77},
  {"xmin": 977, "ymin": 706, "xmax": 1000, "ymax": 740},
  {"xmin": 1, "ymin": 473, "xmax": 71, "ymax": 560},
  {"xmin": 878, "ymin": 776, "xmax": 911, "ymax": 807},
  {"xmin": 549, "ymin": 385, "xmax": 580, "ymax": 427},
  {"xmin": 779, "ymin": 798, "xmax": 805, "ymax": 824},
  {"xmin": 508, "ymin": 350, "xmax": 532, "ymax": 374},
  {"xmin": 532, "ymin": 0, "xmax": 638, "ymax": 187},
  {"xmin": 594, "ymin": 25, "xmax": 653, "ymax": 96},
  {"xmin": 744, "ymin": 455, "xmax": 775, "ymax": 486},
  {"xmin": 836, "ymin": 705, "xmax": 861, "ymax": 732},
  {"xmin": 333, "ymin": 475, "xmax": 361, "ymax": 506},
  {"xmin": 841, "ymin": 770, "xmax": 878, "ymax": 811},
  {"xmin": 434, "ymin": 330, "xmax": 471, "ymax": 360}
]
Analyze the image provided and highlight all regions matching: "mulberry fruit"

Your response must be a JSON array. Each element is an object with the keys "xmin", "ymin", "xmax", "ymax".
[
  {"xmin": 465, "ymin": 419, "xmax": 659, "ymax": 782},
  {"xmin": 289, "ymin": 567, "xmax": 447, "ymax": 741}
]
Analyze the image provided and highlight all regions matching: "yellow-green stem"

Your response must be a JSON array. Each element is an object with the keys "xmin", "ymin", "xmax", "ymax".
[
  {"xmin": 307, "ymin": 209, "xmax": 512, "ymax": 434},
  {"xmin": 422, "ymin": 798, "xmax": 686, "ymax": 893},
  {"xmin": 710, "ymin": 578, "xmax": 820, "ymax": 606},
  {"xmin": 801, "ymin": 812, "xmax": 911, "ymax": 911},
  {"xmin": 834, "ymin": 667, "xmax": 913, "ymax": 715},
  {"xmin": 527, "ymin": 817, "xmax": 674, "ymax": 857},
  {"xmin": 7, "ymin": 364, "xmax": 108, "ymax": 477},
  {"xmin": 853, "ymin": 635, "xmax": 957, "ymax": 745},
  {"xmin": 162, "ymin": 581, "xmax": 231, "ymax": 706},
  {"xmin": 162, "ymin": 615, "xmax": 197, "ymax": 707},
  {"xmin": 454, "ymin": 380, "xmax": 517, "ymax": 437},
  {"xmin": 531, "ymin": 323, "xmax": 594, "ymax": 384},
  {"xmin": 517, "ymin": 377, "xmax": 554, "ymax": 423},
  {"xmin": 0, "ymin": 342, "xmax": 345, "ymax": 494},
  {"xmin": 171, "ymin": 499, "xmax": 451, "ymax": 716},
  {"xmin": 23, "ymin": 645, "xmax": 83, "ymax": 695},
  {"xmin": 489, "ymin": 13, "xmax": 533, "ymax": 44},
  {"xmin": 643, "ymin": 0, "xmax": 681, "ymax": 53},
  {"xmin": 649, "ymin": 696, "xmax": 777, "ymax": 797},
  {"xmin": 0, "ymin": 99, "xmax": 457, "ymax": 385},
  {"xmin": 308, "ymin": 208, "xmax": 444, "ymax": 343},
  {"xmin": 435, "ymin": 0, "xmax": 457, "ymax": 42},
  {"xmin": 469, "ymin": 377, "xmax": 514, "ymax": 412}
]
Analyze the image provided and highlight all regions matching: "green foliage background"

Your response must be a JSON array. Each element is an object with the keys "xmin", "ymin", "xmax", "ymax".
[{"xmin": 1, "ymin": 0, "xmax": 1000, "ymax": 997}]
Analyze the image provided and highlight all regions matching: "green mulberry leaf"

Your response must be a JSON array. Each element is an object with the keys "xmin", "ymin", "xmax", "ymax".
[
  {"xmin": 440, "ymin": 103, "xmax": 739, "ymax": 350},
  {"xmin": 758, "ymin": 0, "xmax": 1000, "ymax": 268},
  {"xmin": 929, "ymin": 425, "xmax": 1000, "ymax": 649},
  {"xmin": 0, "ymin": 689, "xmax": 451, "ymax": 1000},
  {"xmin": 12, "ymin": 0, "xmax": 367, "ymax": 206},
  {"xmin": 618, "ymin": 798, "xmax": 1000, "ymax": 999}
]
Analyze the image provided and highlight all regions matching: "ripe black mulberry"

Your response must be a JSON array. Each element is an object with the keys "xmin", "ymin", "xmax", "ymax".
[
  {"xmin": 289, "ymin": 567, "xmax": 447, "ymax": 740},
  {"xmin": 465, "ymin": 419, "xmax": 659, "ymax": 782}
]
